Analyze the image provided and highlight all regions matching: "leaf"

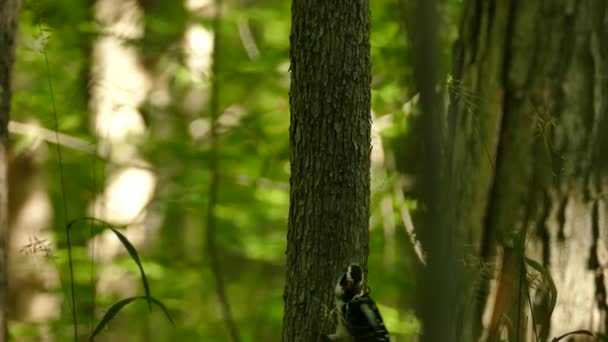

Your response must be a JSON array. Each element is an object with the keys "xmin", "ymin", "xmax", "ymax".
[
  {"xmin": 525, "ymin": 257, "xmax": 557, "ymax": 317},
  {"xmin": 108, "ymin": 227, "xmax": 152, "ymax": 308},
  {"xmin": 67, "ymin": 217, "xmax": 152, "ymax": 307},
  {"xmin": 66, "ymin": 218, "xmax": 172, "ymax": 340},
  {"xmin": 90, "ymin": 295, "xmax": 174, "ymax": 340}
]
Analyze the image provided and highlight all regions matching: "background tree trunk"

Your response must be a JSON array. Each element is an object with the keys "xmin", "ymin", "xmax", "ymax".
[
  {"xmin": 449, "ymin": 0, "xmax": 608, "ymax": 340},
  {"xmin": 282, "ymin": 0, "xmax": 371, "ymax": 340},
  {"xmin": 406, "ymin": 1, "xmax": 467, "ymax": 341},
  {"xmin": 0, "ymin": 0, "xmax": 21, "ymax": 340}
]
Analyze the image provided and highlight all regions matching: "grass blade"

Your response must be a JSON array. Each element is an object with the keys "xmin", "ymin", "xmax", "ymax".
[
  {"xmin": 108, "ymin": 227, "xmax": 151, "ymax": 308},
  {"xmin": 525, "ymin": 257, "xmax": 557, "ymax": 316}
]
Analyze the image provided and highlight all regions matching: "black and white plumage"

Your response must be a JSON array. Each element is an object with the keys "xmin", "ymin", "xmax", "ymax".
[{"xmin": 323, "ymin": 264, "xmax": 390, "ymax": 342}]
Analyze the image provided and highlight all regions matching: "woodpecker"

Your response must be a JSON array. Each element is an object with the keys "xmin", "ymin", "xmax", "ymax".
[{"xmin": 323, "ymin": 264, "xmax": 390, "ymax": 342}]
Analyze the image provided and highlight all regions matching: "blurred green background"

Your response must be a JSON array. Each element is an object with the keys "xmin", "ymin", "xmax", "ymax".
[{"xmin": 8, "ymin": 0, "xmax": 461, "ymax": 340}]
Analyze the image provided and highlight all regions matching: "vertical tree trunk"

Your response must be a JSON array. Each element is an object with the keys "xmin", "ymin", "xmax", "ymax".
[
  {"xmin": 0, "ymin": 0, "xmax": 20, "ymax": 340},
  {"xmin": 450, "ymin": 0, "xmax": 608, "ymax": 340},
  {"xmin": 407, "ymin": 1, "xmax": 467, "ymax": 341},
  {"xmin": 282, "ymin": 0, "xmax": 371, "ymax": 340}
]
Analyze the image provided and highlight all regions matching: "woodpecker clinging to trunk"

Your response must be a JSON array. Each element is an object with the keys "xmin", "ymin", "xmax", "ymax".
[{"xmin": 323, "ymin": 264, "xmax": 390, "ymax": 342}]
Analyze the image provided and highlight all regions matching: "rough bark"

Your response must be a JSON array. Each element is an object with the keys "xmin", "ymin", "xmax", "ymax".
[
  {"xmin": 0, "ymin": 0, "xmax": 20, "ymax": 340},
  {"xmin": 282, "ymin": 0, "xmax": 371, "ymax": 341},
  {"xmin": 450, "ymin": 0, "xmax": 608, "ymax": 340}
]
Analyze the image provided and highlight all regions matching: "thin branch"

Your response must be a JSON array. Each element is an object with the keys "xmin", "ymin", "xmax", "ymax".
[
  {"xmin": 551, "ymin": 330, "xmax": 594, "ymax": 342},
  {"xmin": 393, "ymin": 181, "xmax": 426, "ymax": 265},
  {"xmin": 204, "ymin": 1, "xmax": 241, "ymax": 341},
  {"xmin": 9, "ymin": 120, "xmax": 96, "ymax": 154},
  {"xmin": 9, "ymin": 120, "xmax": 155, "ymax": 171},
  {"xmin": 237, "ymin": 17, "xmax": 259, "ymax": 60}
]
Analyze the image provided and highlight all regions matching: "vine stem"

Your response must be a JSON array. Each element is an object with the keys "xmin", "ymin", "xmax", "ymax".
[
  {"xmin": 204, "ymin": 1, "xmax": 241, "ymax": 341},
  {"xmin": 41, "ymin": 30, "xmax": 78, "ymax": 341}
]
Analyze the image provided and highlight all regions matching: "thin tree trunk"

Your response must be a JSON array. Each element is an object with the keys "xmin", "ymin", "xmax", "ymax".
[
  {"xmin": 0, "ymin": 0, "xmax": 20, "ymax": 340},
  {"xmin": 449, "ymin": 0, "xmax": 608, "ymax": 340},
  {"xmin": 204, "ymin": 0, "xmax": 241, "ymax": 341},
  {"xmin": 282, "ymin": 0, "xmax": 371, "ymax": 340},
  {"xmin": 407, "ymin": 0, "xmax": 467, "ymax": 340}
]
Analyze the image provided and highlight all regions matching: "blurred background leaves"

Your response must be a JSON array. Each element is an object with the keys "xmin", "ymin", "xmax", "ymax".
[{"xmin": 8, "ymin": 0, "xmax": 462, "ymax": 340}]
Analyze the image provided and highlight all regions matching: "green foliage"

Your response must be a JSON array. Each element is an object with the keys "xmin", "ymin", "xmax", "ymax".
[
  {"xmin": 7, "ymin": 0, "xmax": 467, "ymax": 340},
  {"xmin": 67, "ymin": 217, "xmax": 157, "ymax": 307}
]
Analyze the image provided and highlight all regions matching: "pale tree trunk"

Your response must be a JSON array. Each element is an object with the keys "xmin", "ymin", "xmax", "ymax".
[
  {"xmin": 0, "ymin": 0, "xmax": 20, "ymax": 340},
  {"xmin": 87, "ymin": 0, "xmax": 155, "ymax": 339},
  {"xmin": 282, "ymin": 0, "xmax": 371, "ymax": 340},
  {"xmin": 449, "ymin": 0, "xmax": 608, "ymax": 340}
]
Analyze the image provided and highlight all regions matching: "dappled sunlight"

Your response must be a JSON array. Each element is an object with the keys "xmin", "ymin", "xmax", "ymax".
[
  {"xmin": 96, "ymin": 264, "xmax": 140, "ymax": 297},
  {"xmin": 21, "ymin": 294, "xmax": 60, "ymax": 323},
  {"xmin": 91, "ymin": 0, "xmax": 149, "ymax": 146},
  {"xmin": 371, "ymin": 111, "xmax": 386, "ymax": 167},
  {"xmin": 181, "ymin": 24, "xmax": 213, "ymax": 114},
  {"xmin": 8, "ymin": 167, "xmax": 60, "ymax": 324},
  {"xmin": 370, "ymin": 111, "xmax": 425, "ymax": 267},
  {"xmin": 184, "ymin": 25, "xmax": 213, "ymax": 79},
  {"xmin": 219, "ymin": 105, "xmax": 246, "ymax": 129},
  {"xmin": 549, "ymin": 188, "xmax": 596, "ymax": 337},
  {"xmin": 188, "ymin": 118, "xmax": 210, "ymax": 140},
  {"xmin": 89, "ymin": 167, "xmax": 155, "ymax": 225},
  {"xmin": 88, "ymin": 0, "xmax": 158, "ymax": 306},
  {"xmin": 10, "ymin": 191, "xmax": 52, "ymax": 249},
  {"xmin": 186, "ymin": 0, "xmax": 213, "ymax": 13},
  {"xmin": 91, "ymin": 39, "xmax": 149, "ymax": 146},
  {"xmin": 87, "ymin": 168, "xmax": 155, "ymax": 262}
]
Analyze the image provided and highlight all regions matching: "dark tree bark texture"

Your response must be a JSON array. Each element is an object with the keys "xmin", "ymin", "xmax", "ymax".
[
  {"xmin": 282, "ymin": 0, "xmax": 371, "ymax": 341},
  {"xmin": 0, "ymin": 0, "xmax": 20, "ymax": 340},
  {"xmin": 449, "ymin": 0, "xmax": 608, "ymax": 340}
]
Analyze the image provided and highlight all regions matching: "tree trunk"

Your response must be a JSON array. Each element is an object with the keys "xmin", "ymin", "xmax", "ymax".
[
  {"xmin": 0, "ymin": 0, "xmax": 20, "ymax": 340},
  {"xmin": 449, "ymin": 0, "xmax": 608, "ymax": 340},
  {"xmin": 407, "ymin": 1, "xmax": 466, "ymax": 341},
  {"xmin": 282, "ymin": 0, "xmax": 371, "ymax": 340}
]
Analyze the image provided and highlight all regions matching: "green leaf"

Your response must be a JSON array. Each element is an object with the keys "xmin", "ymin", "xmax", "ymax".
[
  {"xmin": 525, "ymin": 257, "xmax": 557, "ymax": 318},
  {"xmin": 90, "ymin": 295, "xmax": 174, "ymax": 340},
  {"xmin": 108, "ymin": 227, "xmax": 152, "ymax": 308},
  {"xmin": 67, "ymin": 217, "xmax": 151, "ymax": 307}
]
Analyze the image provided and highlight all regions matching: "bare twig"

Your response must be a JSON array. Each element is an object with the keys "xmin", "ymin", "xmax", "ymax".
[
  {"xmin": 392, "ymin": 181, "xmax": 426, "ymax": 265},
  {"xmin": 9, "ymin": 120, "xmax": 96, "ymax": 154},
  {"xmin": 237, "ymin": 17, "xmax": 259, "ymax": 61},
  {"xmin": 9, "ymin": 120, "xmax": 155, "ymax": 171},
  {"xmin": 551, "ymin": 330, "xmax": 594, "ymax": 341}
]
